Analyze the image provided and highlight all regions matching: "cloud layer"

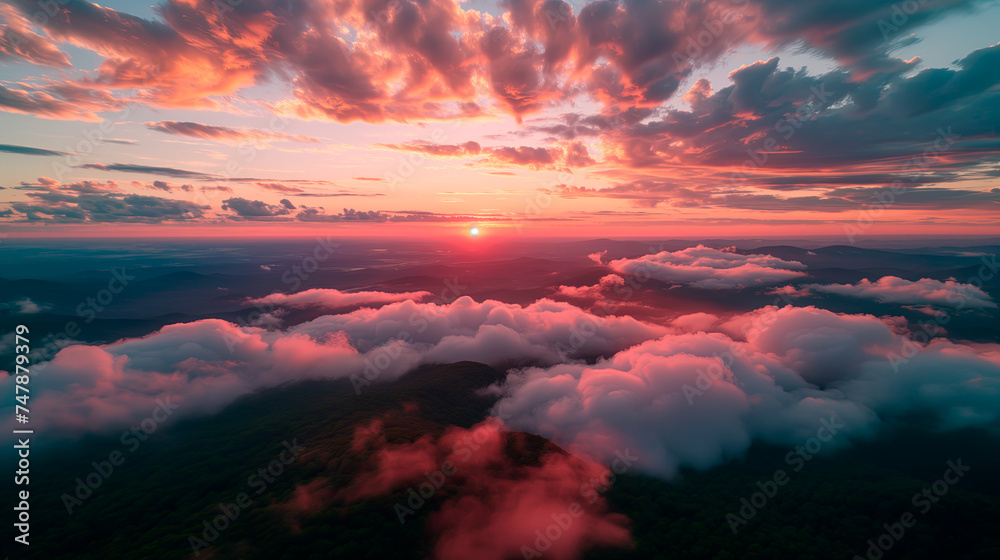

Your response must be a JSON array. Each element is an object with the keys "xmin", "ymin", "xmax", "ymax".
[
  {"xmin": 606, "ymin": 245, "xmax": 808, "ymax": 289},
  {"xmin": 803, "ymin": 276, "xmax": 997, "ymax": 308},
  {"xmin": 247, "ymin": 288, "xmax": 432, "ymax": 309},
  {"xmin": 3, "ymin": 296, "xmax": 665, "ymax": 436},
  {"xmin": 492, "ymin": 305, "xmax": 1000, "ymax": 479}
]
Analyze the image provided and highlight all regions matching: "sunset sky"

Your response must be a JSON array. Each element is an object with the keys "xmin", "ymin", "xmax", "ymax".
[{"xmin": 0, "ymin": 0, "xmax": 998, "ymax": 237}]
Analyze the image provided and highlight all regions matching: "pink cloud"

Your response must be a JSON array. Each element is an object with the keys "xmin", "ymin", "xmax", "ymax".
[
  {"xmin": 337, "ymin": 419, "xmax": 632, "ymax": 560},
  {"xmin": 2, "ymin": 296, "xmax": 666, "ymax": 436},
  {"xmin": 246, "ymin": 289, "xmax": 432, "ymax": 309},
  {"xmin": 556, "ymin": 274, "xmax": 625, "ymax": 298},
  {"xmin": 766, "ymin": 285, "xmax": 814, "ymax": 298}
]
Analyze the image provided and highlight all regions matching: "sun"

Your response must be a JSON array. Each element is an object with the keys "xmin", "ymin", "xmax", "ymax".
[{"xmin": 469, "ymin": 227, "xmax": 480, "ymax": 237}]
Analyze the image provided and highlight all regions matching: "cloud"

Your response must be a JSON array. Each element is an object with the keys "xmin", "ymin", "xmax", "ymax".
[
  {"xmin": 670, "ymin": 312, "xmax": 720, "ymax": 333},
  {"xmin": 379, "ymin": 140, "xmax": 595, "ymax": 170},
  {"xmin": 0, "ymin": 0, "xmax": 988, "ymax": 131},
  {"xmin": 257, "ymin": 182, "xmax": 305, "ymax": 194},
  {"xmin": 0, "ymin": 4, "xmax": 70, "ymax": 67},
  {"xmin": 130, "ymin": 180, "xmax": 194, "ymax": 193},
  {"xmin": 292, "ymin": 296, "xmax": 668, "ymax": 368},
  {"xmin": 607, "ymin": 245, "xmax": 808, "ymax": 289},
  {"xmin": 555, "ymin": 274, "xmax": 625, "ymax": 299},
  {"xmin": 246, "ymin": 289, "xmax": 432, "ymax": 309},
  {"xmin": 295, "ymin": 207, "xmax": 387, "ymax": 222},
  {"xmin": 339, "ymin": 419, "xmax": 633, "ymax": 560},
  {"xmin": 378, "ymin": 141, "xmax": 483, "ymax": 158},
  {"xmin": 1, "ymin": 297, "xmax": 50, "ymax": 314},
  {"xmin": 16, "ymin": 178, "xmax": 121, "ymax": 194},
  {"xmin": 598, "ymin": 45, "xmax": 1000, "ymax": 203},
  {"xmin": 0, "ymin": 0, "xmax": 994, "ymax": 228},
  {"xmin": 146, "ymin": 121, "xmax": 319, "ymax": 143},
  {"xmin": 804, "ymin": 276, "xmax": 997, "ymax": 308},
  {"xmin": 0, "ymin": 81, "xmax": 123, "ymax": 121},
  {"xmin": 766, "ymin": 285, "xmax": 814, "ymax": 298},
  {"xmin": 294, "ymin": 208, "xmax": 476, "ymax": 223},
  {"xmin": 0, "ymin": 143, "xmax": 70, "ymax": 157},
  {"xmin": 200, "ymin": 185, "xmax": 233, "ymax": 193},
  {"xmin": 492, "ymin": 305, "xmax": 1000, "ymax": 479},
  {"xmin": 2, "ymin": 297, "xmax": 666, "ymax": 436},
  {"xmin": 222, "ymin": 197, "xmax": 292, "ymax": 220},
  {"xmin": 4, "ymin": 190, "xmax": 208, "ymax": 223},
  {"xmin": 79, "ymin": 162, "xmax": 216, "ymax": 179}
]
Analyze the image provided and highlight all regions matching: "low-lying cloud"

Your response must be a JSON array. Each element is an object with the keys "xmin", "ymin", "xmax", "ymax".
[
  {"xmin": 247, "ymin": 289, "xmax": 432, "ymax": 309},
  {"xmin": 803, "ymin": 276, "xmax": 996, "ymax": 308},
  {"xmin": 606, "ymin": 245, "xmax": 808, "ymax": 289},
  {"xmin": 3, "ymin": 296, "xmax": 665, "ymax": 436},
  {"xmin": 492, "ymin": 305, "xmax": 1000, "ymax": 479}
]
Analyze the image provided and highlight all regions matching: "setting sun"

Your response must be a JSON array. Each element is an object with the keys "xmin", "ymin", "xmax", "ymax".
[{"xmin": 470, "ymin": 227, "xmax": 479, "ymax": 237}]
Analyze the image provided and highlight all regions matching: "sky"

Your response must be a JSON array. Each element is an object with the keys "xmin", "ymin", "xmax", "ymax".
[{"xmin": 0, "ymin": 0, "xmax": 998, "ymax": 238}]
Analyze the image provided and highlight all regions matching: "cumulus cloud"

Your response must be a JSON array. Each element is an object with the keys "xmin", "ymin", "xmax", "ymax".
[
  {"xmin": 555, "ymin": 274, "xmax": 625, "ymax": 298},
  {"xmin": 0, "ymin": 0, "xmax": 973, "ymax": 124},
  {"xmin": 804, "ymin": 276, "xmax": 997, "ymax": 308},
  {"xmin": 4, "ymin": 190, "xmax": 208, "ymax": 223},
  {"xmin": 295, "ymin": 207, "xmax": 386, "ymax": 222},
  {"xmin": 1, "ymin": 297, "xmax": 665, "ymax": 436},
  {"xmin": 222, "ymin": 197, "xmax": 292, "ymax": 220},
  {"xmin": 607, "ymin": 245, "xmax": 807, "ymax": 289},
  {"xmin": 765, "ymin": 285, "xmax": 814, "ymax": 298},
  {"xmin": 246, "ymin": 289, "xmax": 432, "ymax": 309},
  {"xmin": 492, "ymin": 305, "xmax": 1000, "ymax": 479},
  {"xmin": 587, "ymin": 251, "xmax": 607, "ymax": 265}
]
